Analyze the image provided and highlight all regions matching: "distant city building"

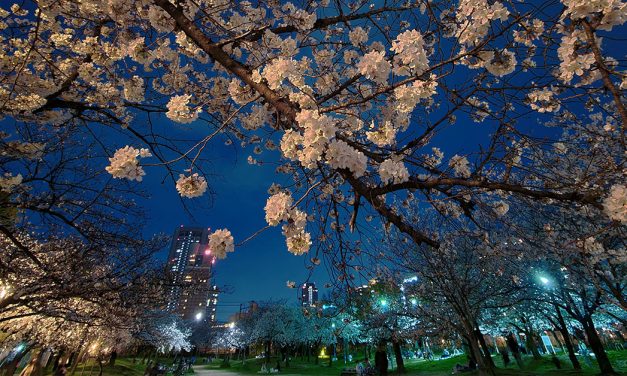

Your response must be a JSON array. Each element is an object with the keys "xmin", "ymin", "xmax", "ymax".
[
  {"xmin": 166, "ymin": 226, "xmax": 219, "ymax": 322},
  {"xmin": 228, "ymin": 301, "xmax": 260, "ymax": 323},
  {"xmin": 300, "ymin": 282, "xmax": 319, "ymax": 307}
]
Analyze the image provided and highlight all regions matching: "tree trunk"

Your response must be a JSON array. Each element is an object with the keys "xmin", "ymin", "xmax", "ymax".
[
  {"xmin": 525, "ymin": 331, "xmax": 542, "ymax": 360},
  {"xmin": 265, "ymin": 341, "xmax": 271, "ymax": 364},
  {"xmin": 392, "ymin": 340, "xmax": 405, "ymax": 373},
  {"xmin": 582, "ymin": 317, "xmax": 616, "ymax": 375},
  {"xmin": 474, "ymin": 325, "xmax": 495, "ymax": 369},
  {"xmin": 18, "ymin": 348, "xmax": 45, "ymax": 376},
  {"xmin": 2, "ymin": 345, "xmax": 33, "ymax": 376},
  {"xmin": 328, "ymin": 344, "xmax": 333, "ymax": 367},
  {"xmin": 283, "ymin": 347, "xmax": 290, "ymax": 367},
  {"xmin": 555, "ymin": 307, "xmax": 581, "ymax": 370}
]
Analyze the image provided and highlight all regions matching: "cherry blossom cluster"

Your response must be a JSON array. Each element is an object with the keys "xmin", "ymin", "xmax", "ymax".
[
  {"xmin": 481, "ymin": 49, "xmax": 517, "ymax": 77},
  {"xmin": 390, "ymin": 29, "xmax": 429, "ymax": 76},
  {"xmin": 3, "ymin": 140, "xmax": 45, "ymax": 159},
  {"xmin": 556, "ymin": 30, "xmax": 595, "ymax": 84},
  {"xmin": 175, "ymin": 173, "xmax": 208, "ymax": 198},
  {"xmin": 562, "ymin": 0, "xmax": 627, "ymax": 30},
  {"xmin": 166, "ymin": 94, "xmax": 201, "ymax": 124},
  {"xmin": 264, "ymin": 191, "xmax": 311, "ymax": 255},
  {"xmin": 325, "ymin": 140, "xmax": 368, "ymax": 178},
  {"xmin": 208, "ymin": 228, "xmax": 235, "ymax": 259},
  {"xmin": 449, "ymin": 155, "xmax": 471, "ymax": 178},
  {"xmin": 105, "ymin": 146, "xmax": 152, "ymax": 181},
  {"xmin": 492, "ymin": 201, "xmax": 510, "ymax": 217},
  {"xmin": 527, "ymin": 88, "xmax": 561, "ymax": 113},
  {"xmin": 454, "ymin": 0, "xmax": 509, "ymax": 46},
  {"xmin": 123, "ymin": 76, "xmax": 145, "ymax": 103},
  {"xmin": 348, "ymin": 27, "xmax": 368, "ymax": 47},
  {"xmin": 264, "ymin": 192, "xmax": 293, "ymax": 226},
  {"xmin": 366, "ymin": 121, "xmax": 397, "ymax": 147},
  {"xmin": 513, "ymin": 19, "xmax": 545, "ymax": 46},
  {"xmin": 278, "ymin": 2, "xmax": 317, "ymax": 31},
  {"xmin": 290, "ymin": 110, "xmax": 337, "ymax": 168},
  {"xmin": 259, "ymin": 58, "xmax": 304, "ymax": 90},
  {"xmin": 379, "ymin": 158, "xmax": 410, "ymax": 184},
  {"xmin": 357, "ymin": 51, "xmax": 391, "ymax": 85},
  {"xmin": 393, "ymin": 76, "xmax": 438, "ymax": 113},
  {"xmin": 0, "ymin": 173, "xmax": 22, "ymax": 193},
  {"xmin": 602, "ymin": 184, "xmax": 626, "ymax": 223}
]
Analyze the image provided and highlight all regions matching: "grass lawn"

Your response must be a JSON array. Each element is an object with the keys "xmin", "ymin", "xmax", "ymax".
[
  {"xmin": 41, "ymin": 357, "xmax": 195, "ymax": 376},
  {"xmin": 42, "ymin": 358, "xmax": 147, "ymax": 376},
  {"xmin": 204, "ymin": 350, "xmax": 627, "ymax": 376}
]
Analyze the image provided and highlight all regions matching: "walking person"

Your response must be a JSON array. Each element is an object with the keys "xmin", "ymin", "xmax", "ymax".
[{"xmin": 374, "ymin": 345, "xmax": 388, "ymax": 376}]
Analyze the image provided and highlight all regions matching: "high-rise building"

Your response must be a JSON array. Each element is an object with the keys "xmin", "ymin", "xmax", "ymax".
[
  {"xmin": 300, "ymin": 282, "xmax": 318, "ymax": 307},
  {"xmin": 166, "ymin": 226, "xmax": 219, "ymax": 322}
]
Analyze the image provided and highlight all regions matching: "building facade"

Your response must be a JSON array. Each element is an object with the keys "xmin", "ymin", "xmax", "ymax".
[
  {"xmin": 166, "ymin": 226, "xmax": 218, "ymax": 322},
  {"xmin": 300, "ymin": 282, "xmax": 318, "ymax": 307}
]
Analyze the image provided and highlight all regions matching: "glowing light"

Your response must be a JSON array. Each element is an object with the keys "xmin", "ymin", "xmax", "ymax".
[
  {"xmin": 195, "ymin": 312, "xmax": 203, "ymax": 321},
  {"xmin": 410, "ymin": 298, "xmax": 418, "ymax": 305},
  {"xmin": 540, "ymin": 277, "xmax": 549, "ymax": 285}
]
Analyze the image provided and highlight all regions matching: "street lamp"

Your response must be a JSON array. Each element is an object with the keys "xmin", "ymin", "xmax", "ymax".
[
  {"xmin": 539, "ymin": 276, "xmax": 550, "ymax": 285},
  {"xmin": 195, "ymin": 312, "xmax": 203, "ymax": 321}
]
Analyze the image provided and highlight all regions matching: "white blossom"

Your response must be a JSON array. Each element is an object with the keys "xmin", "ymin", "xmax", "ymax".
[
  {"xmin": 357, "ymin": 51, "xmax": 391, "ymax": 85},
  {"xmin": 166, "ymin": 94, "xmax": 201, "ymax": 124},
  {"xmin": 562, "ymin": 0, "xmax": 627, "ymax": 30},
  {"xmin": 557, "ymin": 30, "xmax": 595, "ymax": 84},
  {"xmin": 513, "ymin": 19, "xmax": 545, "ymax": 46},
  {"xmin": 449, "ymin": 155, "xmax": 471, "ymax": 178},
  {"xmin": 603, "ymin": 184, "xmax": 627, "ymax": 223},
  {"xmin": 390, "ymin": 29, "xmax": 429, "ymax": 76},
  {"xmin": 394, "ymin": 76, "xmax": 438, "ymax": 113},
  {"xmin": 123, "ymin": 76, "xmax": 145, "ymax": 103},
  {"xmin": 0, "ymin": 173, "xmax": 22, "ymax": 192},
  {"xmin": 265, "ymin": 192, "xmax": 293, "ymax": 226},
  {"xmin": 282, "ymin": 223, "xmax": 311, "ymax": 256},
  {"xmin": 455, "ymin": 0, "xmax": 509, "ymax": 46},
  {"xmin": 105, "ymin": 146, "xmax": 151, "ymax": 181},
  {"xmin": 493, "ymin": 201, "xmax": 510, "ymax": 217},
  {"xmin": 366, "ymin": 121, "xmax": 397, "ymax": 147},
  {"xmin": 175, "ymin": 173, "xmax": 207, "ymax": 198},
  {"xmin": 280, "ymin": 129, "xmax": 304, "ymax": 160},
  {"xmin": 482, "ymin": 49, "xmax": 517, "ymax": 77},
  {"xmin": 209, "ymin": 229, "xmax": 235, "ymax": 259},
  {"xmin": 379, "ymin": 159, "xmax": 409, "ymax": 184},
  {"xmin": 527, "ymin": 88, "xmax": 561, "ymax": 113},
  {"xmin": 281, "ymin": 3, "xmax": 317, "ymax": 30},
  {"xmin": 261, "ymin": 58, "xmax": 303, "ymax": 90},
  {"xmin": 348, "ymin": 27, "xmax": 368, "ymax": 47},
  {"xmin": 296, "ymin": 110, "xmax": 337, "ymax": 169},
  {"xmin": 325, "ymin": 139, "xmax": 367, "ymax": 178}
]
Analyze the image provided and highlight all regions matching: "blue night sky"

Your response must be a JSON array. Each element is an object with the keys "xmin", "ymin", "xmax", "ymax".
[{"xmin": 137, "ymin": 133, "xmax": 328, "ymax": 321}]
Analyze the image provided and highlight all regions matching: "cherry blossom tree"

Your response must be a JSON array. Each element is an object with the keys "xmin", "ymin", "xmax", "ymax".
[
  {"xmin": 0, "ymin": 0, "xmax": 623, "ymax": 272},
  {"xmin": 0, "ymin": 232, "xmax": 170, "ymax": 374},
  {"xmin": 1, "ymin": 2, "xmax": 625, "ymax": 374}
]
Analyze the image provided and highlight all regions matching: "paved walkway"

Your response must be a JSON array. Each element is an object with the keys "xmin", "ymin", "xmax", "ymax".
[
  {"xmin": 192, "ymin": 366, "xmax": 301, "ymax": 376},
  {"xmin": 192, "ymin": 367, "xmax": 237, "ymax": 376}
]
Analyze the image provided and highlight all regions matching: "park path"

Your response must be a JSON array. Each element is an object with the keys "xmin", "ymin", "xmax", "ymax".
[{"xmin": 192, "ymin": 366, "xmax": 301, "ymax": 376}]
